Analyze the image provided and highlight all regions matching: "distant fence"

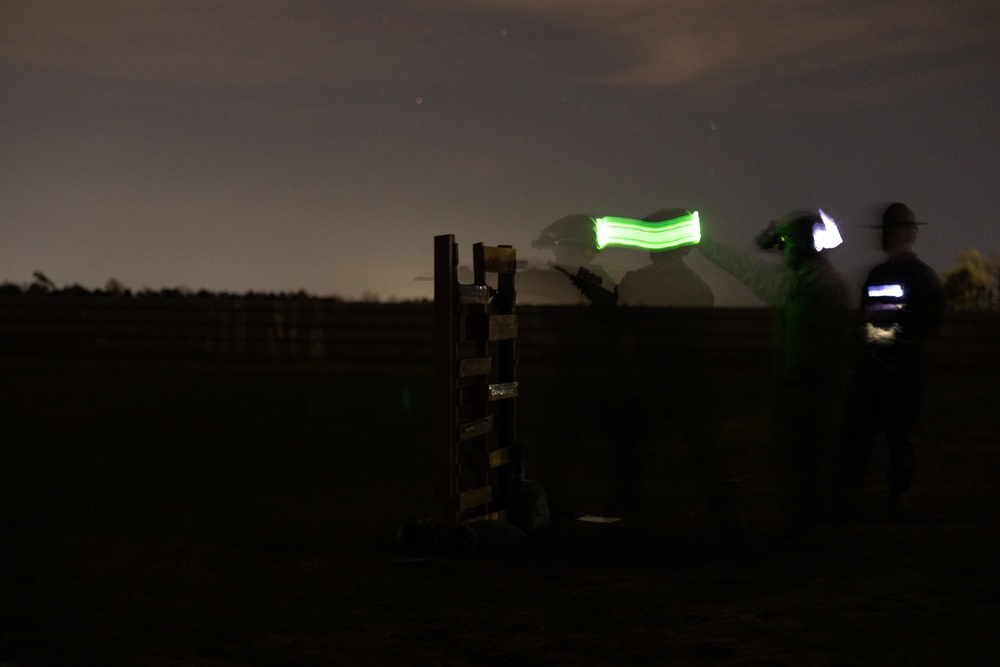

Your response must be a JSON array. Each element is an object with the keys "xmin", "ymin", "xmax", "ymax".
[{"xmin": 0, "ymin": 297, "xmax": 996, "ymax": 372}]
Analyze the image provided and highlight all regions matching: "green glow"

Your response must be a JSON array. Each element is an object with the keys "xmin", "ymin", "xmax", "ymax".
[{"xmin": 595, "ymin": 211, "xmax": 701, "ymax": 250}]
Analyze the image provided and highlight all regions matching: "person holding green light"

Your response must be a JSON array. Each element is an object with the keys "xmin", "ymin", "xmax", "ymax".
[{"xmin": 699, "ymin": 211, "xmax": 853, "ymax": 537}]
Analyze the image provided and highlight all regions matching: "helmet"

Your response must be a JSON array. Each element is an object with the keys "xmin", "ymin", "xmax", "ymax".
[
  {"xmin": 775, "ymin": 211, "xmax": 823, "ymax": 251},
  {"xmin": 756, "ymin": 210, "xmax": 822, "ymax": 252},
  {"xmin": 531, "ymin": 215, "xmax": 597, "ymax": 250}
]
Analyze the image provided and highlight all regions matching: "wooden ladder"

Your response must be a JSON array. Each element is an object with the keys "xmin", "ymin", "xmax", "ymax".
[{"xmin": 434, "ymin": 234, "xmax": 518, "ymax": 524}]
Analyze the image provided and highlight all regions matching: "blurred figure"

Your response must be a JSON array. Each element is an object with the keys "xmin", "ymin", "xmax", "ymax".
[
  {"xmin": 617, "ymin": 220, "xmax": 714, "ymax": 309},
  {"xmin": 518, "ymin": 215, "xmax": 617, "ymax": 305},
  {"xmin": 699, "ymin": 211, "xmax": 853, "ymax": 533},
  {"xmin": 617, "ymin": 209, "xmax": 745, "ymax": 550},
  {"xmin": 523, "ymin": 214, "xmax": 631, "ymax": 514},
  {"xmin": 839, "ymin": 203, "xmax": 945, "ymax": 515}
]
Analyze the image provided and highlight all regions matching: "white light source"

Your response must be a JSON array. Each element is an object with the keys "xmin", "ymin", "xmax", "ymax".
[
  {"xmin": 868, "ymin": 284, "xmax": 905, "ymax": 298},
  {"xmin": 813, "ymin": 209, "xmax": 843, "ymax": 251}
]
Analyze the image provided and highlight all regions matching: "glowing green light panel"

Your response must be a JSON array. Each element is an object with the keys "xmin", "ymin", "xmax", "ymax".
[{"xmin": 595, "ymin": 211, "xmax": 701, "ymax": 250}]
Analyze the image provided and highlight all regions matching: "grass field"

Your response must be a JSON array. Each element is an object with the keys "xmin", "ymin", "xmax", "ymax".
[{"xmin": 2, "ymin": 357, "xmax": 999, "ymax": 665}]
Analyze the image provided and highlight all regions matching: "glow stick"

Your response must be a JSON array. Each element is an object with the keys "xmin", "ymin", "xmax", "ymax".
[
  {"xmin": 595, "ymin": 211, "xmax": 701, "ymax": 250},
  {"xmin": 814, "ymin": 209, "xmax": 843, "ymax": 251},
  {"xmin": 868, "ymin": 284, "xmax": 904, "ymax": 298}
]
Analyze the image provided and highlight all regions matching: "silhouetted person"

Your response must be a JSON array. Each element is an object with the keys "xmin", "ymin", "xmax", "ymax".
[
  {"xmin": 517, "ymin": 215, "xmax": 617, "ymax": 305},
  {"xmin": 524, "ymin": 215, "xmax": 627, "ymax": 511},
  {"xmin": 840, "ymin": 203, "xmax": 945, "ymax": 514},
  {"xmin": 616, "ymin": 209, "xmax": 745, "ymax": 549},
  {"xmin": 617, "ymin": 250, "xmax": 713, "ymax": 308},
  {"xmin": 699, "ymin": 211, "xmax": 853, "ymax": 533}
]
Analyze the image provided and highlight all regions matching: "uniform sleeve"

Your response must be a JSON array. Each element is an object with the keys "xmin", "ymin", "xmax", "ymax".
[{"xmin": 698, "ymin": 237, "xmax": 794, "ymax": 306}]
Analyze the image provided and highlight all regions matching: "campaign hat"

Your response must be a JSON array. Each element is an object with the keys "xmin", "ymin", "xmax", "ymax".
[{"xmin": 869, "ymin": 202, "xmax": 927, "ymax": 228}]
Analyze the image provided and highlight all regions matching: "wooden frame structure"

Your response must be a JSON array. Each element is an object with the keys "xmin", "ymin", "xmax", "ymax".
[{"xmin": 434, "ymin": 234, "xmax": 518, "ymax": 524}]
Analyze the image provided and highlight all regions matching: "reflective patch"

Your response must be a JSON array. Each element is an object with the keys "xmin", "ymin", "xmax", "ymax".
[
  {"xmin": 866, "ymin": 322, "xmax": 900, "ymax": 344},
  {"xmin": 868, "ymin": 284, "xmax": 904, "ymax": 298}
]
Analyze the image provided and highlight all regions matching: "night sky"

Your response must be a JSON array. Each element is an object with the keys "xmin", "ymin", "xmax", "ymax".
[{"xmin": 3, "ymin": 1, "xmax": 998, "ymax": 305}]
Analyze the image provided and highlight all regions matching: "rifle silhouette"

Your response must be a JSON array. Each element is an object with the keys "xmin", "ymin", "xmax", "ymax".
[{"xmin": 552, "ymin": 264, "xmax": 618, "ymax": 310}]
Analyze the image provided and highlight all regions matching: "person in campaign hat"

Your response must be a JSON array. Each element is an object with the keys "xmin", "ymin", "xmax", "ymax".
[{"xmin": 838, "ymin": 202, "xmax": 945, "ymax": 517}]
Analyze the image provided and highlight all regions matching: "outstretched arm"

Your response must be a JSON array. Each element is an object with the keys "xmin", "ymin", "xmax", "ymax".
[{"xmin": 698, "ymin": 236, "xmax": 793, "ymax": 306}]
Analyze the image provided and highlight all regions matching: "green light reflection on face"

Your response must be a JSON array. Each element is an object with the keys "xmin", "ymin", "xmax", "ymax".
[{"xmin": 595, "ymin": 211, "xmax": 701, "ymax": 250}]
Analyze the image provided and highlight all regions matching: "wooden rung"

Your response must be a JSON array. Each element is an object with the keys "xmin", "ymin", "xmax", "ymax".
[
  {"xmin": 458, "ymin": 284, "xmax": 491, "ymax": 304},
  {"xmin": 488, "ymin": 381, "xmax": 518, "ymax": 401},
  {"xmin": 459, "ymin": 485, "xmax": 493, "ymax": 511},
  {"xmin": 459, "ymin": 357, "xmax": 491, "ymax": 377},
  {"xmin": 480, "ymin": 246, "xmax": 517, "ymax": 274},
  {"xmin": 458, "ymin": 415, "xmax": 493, "ymax": 441},
  {"xmin": 488, "ymin": 314, "xmax": 518, "ymax": 340},
  {"xmin": 489, "ymin": 446, "xmax": 511, "ymax": 468}
]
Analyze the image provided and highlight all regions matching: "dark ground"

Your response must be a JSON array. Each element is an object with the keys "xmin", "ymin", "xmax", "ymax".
[{"xmin": 1, "ymin": 357, "xmax": 999, "ymax": 666}]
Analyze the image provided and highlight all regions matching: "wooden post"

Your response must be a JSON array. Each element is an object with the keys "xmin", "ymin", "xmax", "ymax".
[
  {"xmin": 434, "ymin": 234, "xmax": 459, "ymax": 521},
  {"xmin": 434, "ymin": 235, "xmax": 518, "ymax": 525}
]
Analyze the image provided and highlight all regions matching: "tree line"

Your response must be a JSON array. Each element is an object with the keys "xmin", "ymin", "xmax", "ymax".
[
  {"xmin": 3, "ymin": 250, "xmax": 997, "ymax": 310},
  {"xmin": 0, "ymin": 273, "xmax": 337, "ymax": 301},
  {"xmin": 941, "ymin": 250, "xmax": 1000, "ymax": 312}
]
